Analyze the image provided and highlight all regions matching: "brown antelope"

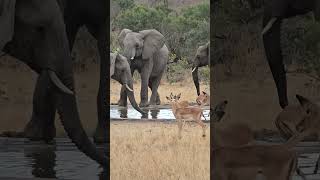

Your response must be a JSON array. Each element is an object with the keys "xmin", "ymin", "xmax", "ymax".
[
  {"xmin": 166, "ymin": 93, "xmax": 208, "ymax": 138},
  {"xmin": 213, "ymin": 129, "xmax": 308, "ymax": 180},
  {"xmin": 275, "ymin": 94, "xmax": 320, "ymax": 174}
]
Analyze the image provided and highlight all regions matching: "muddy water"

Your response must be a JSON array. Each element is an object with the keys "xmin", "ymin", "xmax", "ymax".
[
  {"xmin": 0, "ymin": 138, "xmax": 106, "ymax": 180},
  {"xmin": 110, "ymin": 105, "xmax": 210, "ymax": 120}
]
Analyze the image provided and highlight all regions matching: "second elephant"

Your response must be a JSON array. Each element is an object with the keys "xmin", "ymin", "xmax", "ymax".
[
  {"xmin": 110, "ymin": 53, "xmax": 146, "ymax": 115},
  {"xmin": 192, "ymin": 42, "xmax": 210, "ymax": 96},
  {"xmin": 117, "ymin": 29, "xmax": 169, "ymax": 107}
]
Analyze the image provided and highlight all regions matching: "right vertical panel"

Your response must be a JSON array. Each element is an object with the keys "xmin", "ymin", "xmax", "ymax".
[{"xmin": 211, "ymin": 0, "xmax": 320, "ymax": 179}]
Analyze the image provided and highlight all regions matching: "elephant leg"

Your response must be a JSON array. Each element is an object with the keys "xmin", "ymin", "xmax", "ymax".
[
  {"xmin": 118, "ymin": 85, "xmax": 128, "ymax": 107},
  {"xmin": 87, "ymin": 24, "xmax": 109, "ymax": 144},
  {"xmin": 149, "ymin": 76, "xmax": 161, "ymax": 105},
  {"xmin": 139, "ymin": 62, "xmax": 153, "ymax": 107},
  {"xmin": 148, "ymin": 80, "xmax": 160, "ymax": 105},
  {"xmin": 24, "ymin": 72, "xmax": 57, "ymax": 143}
]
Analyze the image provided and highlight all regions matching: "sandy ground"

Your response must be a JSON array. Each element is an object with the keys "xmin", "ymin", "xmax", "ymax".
[
  {"xmin": 0, "ymin": 61, "xmax": 101, "ymax": 137},
  {"xmin": 110, "ymin": 121, "xmax": 210, "ymax": 180}
]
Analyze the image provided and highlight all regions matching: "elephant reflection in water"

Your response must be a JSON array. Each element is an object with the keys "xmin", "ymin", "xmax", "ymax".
[
  {"xmin": 24, "ymin": 145, "xmax": 106, "ymax": 179},
  {"xmin": 24, "ymin": 146, "xmax": 57, "ymax": 178},
  {"xmin": 117, "ymin": 108, "xmax": 160, "ymax": 119}
]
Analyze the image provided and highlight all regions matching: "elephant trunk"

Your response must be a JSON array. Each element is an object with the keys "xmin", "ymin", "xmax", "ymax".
[
  {"xmin": 192, "ymin": 64, "xmax": 200, "ymax": 96},
  {"xmin": 125, "ymin": 83, "xmax": 147, "ymax": 115},
  {"xmin": 262, "ymin": 14, "xmax": 288, "ymax": 108},
  {"xmin": 55, "ymin": 91, "xmax": 108, "ymax": 167}
]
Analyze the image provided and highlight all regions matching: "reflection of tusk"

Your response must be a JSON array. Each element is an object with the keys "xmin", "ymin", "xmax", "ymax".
[
  {"xmin": 192, "ymin": 67, "xmax": 197, "ymax": 73},
  {"xmin": 48, "ymin": 70, "xmax": 74, "ymax": 95},
  {"xmin": 125, "ymin": 84, "xmax": 134, "ymax": 92},
  {"xmin": 262, "ymin": 17, "xmax": 277, "ymax": 35},
  {"xmin": 130, "ymin": 57, "xmax": 134, "ymax": 60}
]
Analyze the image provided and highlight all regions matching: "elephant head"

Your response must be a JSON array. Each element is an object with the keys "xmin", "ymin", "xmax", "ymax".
[
  {"xmin": 118, "ymin": 28, "xmax": 165, "ymax": 61},
  {"xmin": 262, "ymin": 0, "xmax": 320, "ymax": 108},
  {"xmin": 110, "ymin": 52, "xmax": 146, "ymax": 114},
  {"xmin": 1, "ymin": 0, "xmax": 107, "ymax": 167},
  {"xmin": 192, "ymin": 42, "xmax": 210, "ymax": 96}
]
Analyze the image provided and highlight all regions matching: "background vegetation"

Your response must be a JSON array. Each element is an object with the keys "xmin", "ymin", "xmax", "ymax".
[
  {"xmin": 212, "ymin": 0, "xmax": 320, "ymax": 80},
  {"xmin": 111, "ymin": 0, "xmax": 210, "ymax": 83}
]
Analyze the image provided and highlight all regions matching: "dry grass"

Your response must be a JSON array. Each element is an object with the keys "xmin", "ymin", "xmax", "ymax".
[
  {"xmin": 110, "ymin": 121, "xmax": 210, "ymax": 180},
  {"xmin": 110, "ymin": 79, "xmax": 210, "ymax": 105}
]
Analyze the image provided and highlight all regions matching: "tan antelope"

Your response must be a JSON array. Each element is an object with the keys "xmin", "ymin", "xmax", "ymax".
[
  {"xmin": 169, "ymin": 91, "xmax": 209, "ymax": 120},
  {"xmin": 212, "ymin": 128, "xmax": 308, "ymax": 180},
  {"xmin": 166, "ymin": 93, "xmax": 208, "ymax": 138},
  {"xmin": 275, "ymin": 94, "xmax": 320, "ymax": 174}
]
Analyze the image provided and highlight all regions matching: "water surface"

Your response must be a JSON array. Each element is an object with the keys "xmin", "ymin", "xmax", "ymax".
[{"xmin": 0, "ymin": 138, "xmax": 106, "ymax": 180}]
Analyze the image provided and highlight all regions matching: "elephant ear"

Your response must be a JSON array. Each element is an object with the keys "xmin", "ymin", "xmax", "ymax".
[
  {"xmin": 110, "ymin": 53, "xmax": 117, "ymax": 77},
  {"xmin": 139, "ymin": 29, "xmax": 165, "ymax": 60},
  {"xmin": 0, "ymin": 0, "xmax": 16, "ymax": 50},
  {"xmin": 118, "ymin": 29, "xmax": 132, "ymax": 47}
]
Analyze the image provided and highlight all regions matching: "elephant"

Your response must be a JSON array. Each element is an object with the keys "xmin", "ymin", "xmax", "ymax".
[
  {"xmin": 0, "ymin": 0, "xmax": 107, "ymax": 167},
  {"xmin": 117, "ymin": 29, "xmax": 169, "ymax": 107},
  {"xmin": 262, "ymin": 0, "xmax": 320, "ymax": 108},
  {"xmin": 110, "ymin": 52, "xmax": 146, "ymax": 115},
  {"xmin": 22, "ymin": 0, "xmax": 108, "ymax": 144},
  {"xmin": 192, "ymin": 42, "xmax": 210, "ymax": 96}
]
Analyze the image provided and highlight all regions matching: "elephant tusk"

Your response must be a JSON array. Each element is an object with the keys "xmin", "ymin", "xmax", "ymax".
[
  {"xmin": 125, "ymin": 84, "xmax": 134, "ymax": 92},
  {"xmin": 130, "ymin": 57, "xmax": 134, "ymax": 60},
  {"xmin": 48, "ymin": 70, "xmax": 74, "ymax": 95},
  {"xmin": 192, "ymin": 67, "xmax": 197, "ymax": 73},
  {"xmin": 261, "ymin": 17, "xmax": 277, "ymax": 35}
]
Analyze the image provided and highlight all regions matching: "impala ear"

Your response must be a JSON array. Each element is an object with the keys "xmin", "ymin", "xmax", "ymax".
[{"xmin": 177, "ymin": 93, "xmax": 181, "ymax": 100}]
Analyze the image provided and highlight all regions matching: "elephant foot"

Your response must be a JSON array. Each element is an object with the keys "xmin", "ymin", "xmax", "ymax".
[
  {"xmin": 156, "ymin": 99, "xmax": 161, "ymax": 105},
  {"xmin": 24, "ymin": 119, "xmax": 56, "ymax": 143},
  {"xmin": 139, "ymin": 101, "xmax": 150, "ymax": 107},
  {"xmin": 93, "ymin": 125, "xmax": 107, "ymax": 144},
  {"xmin": 117, "ymin": 99, "xmax": 127, "ymax": 107}
]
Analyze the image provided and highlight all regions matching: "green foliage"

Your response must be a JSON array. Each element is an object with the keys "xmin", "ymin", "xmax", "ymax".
[
  {"xmin": 114, "ymin": 0, "xmax": 135, "ymax": 10},
  {"xmin": 166, "ymin": 57, "xmax": 190, "ymax": 83},
  {"xmin": 114, "ymin": 5, "xmax": 168, "ymax": 32},
  {"xmin": 212, "ymin": 0, "xmax": 320, "ymax": 77},
  {"xmin": 111, "ymin": 1, "xmax": 210, "ymax": 83}
]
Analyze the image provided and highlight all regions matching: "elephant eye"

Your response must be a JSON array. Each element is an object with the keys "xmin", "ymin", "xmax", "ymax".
[{"xmin": 135, "ymin": 43, "xmax": 139, "ymax": 47}]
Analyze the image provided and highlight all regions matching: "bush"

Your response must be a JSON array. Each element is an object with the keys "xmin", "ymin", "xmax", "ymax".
[{"xmin": 112, "ymin": 1, "xmax": 209, "ymax": 65}]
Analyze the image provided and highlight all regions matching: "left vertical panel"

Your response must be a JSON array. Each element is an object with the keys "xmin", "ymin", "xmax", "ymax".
[
  {"xmin": 110, "ymin": 0, "xmax": 210, "ymax": 179},
  {"xmin": 0, "ymin": 0, "xmax": 109, "ymax": 179}
]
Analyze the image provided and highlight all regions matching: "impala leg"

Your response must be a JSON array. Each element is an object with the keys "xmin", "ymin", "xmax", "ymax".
[
  {"xmin": 196, "ymin": 116, "xmax": 206, "ymax": 137},
  {"xmin": 177, "ymin": 119, "xmax": 183, "ymax": 139}
]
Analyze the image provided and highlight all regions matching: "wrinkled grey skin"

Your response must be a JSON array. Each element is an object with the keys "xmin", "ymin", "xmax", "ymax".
[
  {"xmin": 57, "ymin": 0, "xmax": 108, "ymax": 144},
  {"xmin": 0, "ymin": 0, "xmax": 107, "ymax": 167},
  {"xmin": 262, "ymin": 0, "xmax": 320, "ymax": 109},
  {"xmin": 192, "ymin": 42, "xmax": 210, "ymax": 96},
  {"xmin": 110, "ymin": 53, "xmax": 146, "ymax": 115},
  {"xmin": 117, "ymin": 29, "xmax": 169, "ymax": 107}
]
